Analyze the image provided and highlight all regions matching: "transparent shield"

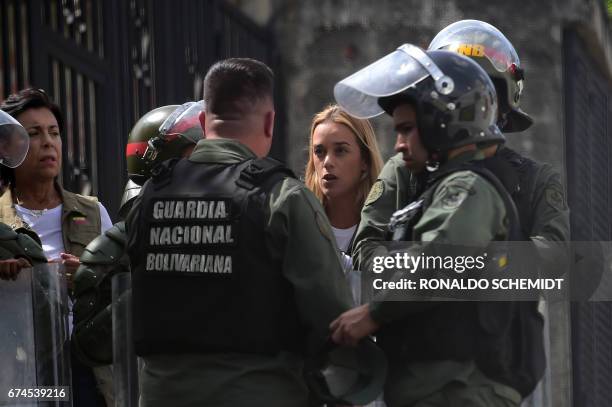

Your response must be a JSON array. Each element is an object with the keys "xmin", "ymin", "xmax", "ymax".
[
  {"xmin": 112, "ymin": 272, "xmax": 139, "ymax": 407},
  {"xmin": 334, "ymin": 46, "xmax": 431, "ymax": 118},
  {"xmin": 0, "ymin": 263, "xmax": 72, "ymax": 406},
  {"xmin": 0, "ymin": 267, "xmax": 37, "ymax": 401},
  {"xmin": 0, "ymin": 109, "xmax": 29, "ymax": 168},
  {"xmin": 428, "ymin": 19, "xmax": 520, "ymax": 73}
]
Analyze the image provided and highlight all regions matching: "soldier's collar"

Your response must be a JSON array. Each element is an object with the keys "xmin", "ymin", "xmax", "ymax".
[
  {"xmin": 189, "ymin": 138, "xmax": 257, "ymax": 163},
  {"xmin": 443, "ymin": 149, "xmax": 485, "ymax": 167}
]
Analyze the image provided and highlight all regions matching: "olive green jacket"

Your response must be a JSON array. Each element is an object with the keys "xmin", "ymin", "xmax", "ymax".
[
  {"xmin": 353, "ymin": 149, "xmax": 571, "ymax": 281},
  {"xmin": 368, "ymin": 150, "xmax": 508, "ymax": 320},
  {"xmin": 127, "ymin": 138, "xmax": 354, "ymax": 407},
  {"xmin": 0, "ymin": 222, "xmax": 46, "ymax": 264},
  {"xmin": 366, "ymin": 151, "xmax": 522, "ymax": 407}
]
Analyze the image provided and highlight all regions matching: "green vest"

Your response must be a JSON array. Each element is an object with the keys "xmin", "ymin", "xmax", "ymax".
[{"xmin": 0, "ymin": 185, "xmax": 102, "ymax": 258}]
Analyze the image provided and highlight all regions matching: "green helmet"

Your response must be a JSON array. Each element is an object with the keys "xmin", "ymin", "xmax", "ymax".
[
  {"xmin": 335, "ymin": 46, "xmax": 504, "ymax": 155},
  {"xmin": 126, "ymin": 102, "xmax": 204, "ymax": 185},
  {"xmin": 429, "ymin": 20, "xmax": 533, "ymax": 133}
]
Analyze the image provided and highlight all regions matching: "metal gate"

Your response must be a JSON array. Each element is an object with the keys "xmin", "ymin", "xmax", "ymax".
[
  {"xmin": 564, "ymin": 28, "xmax": 612, "ymax": 407},
  {"xmin": 0, "ymin": 0, "xmax": 282, "ymax": 219}
]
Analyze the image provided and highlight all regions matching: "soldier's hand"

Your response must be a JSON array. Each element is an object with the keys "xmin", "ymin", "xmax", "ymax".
[
  {"xmin": 330, "ymin": 304, "xmax": 380, "ymax": 347},
  {"xmin": 0, "ymin": 258, "xmax": 31, "ymax": 280}
]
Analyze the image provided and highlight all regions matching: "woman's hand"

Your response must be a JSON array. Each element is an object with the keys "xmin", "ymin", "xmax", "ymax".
[
  {"xmin": 0, "ymin": 258, "xmax": 31, "ymax": 280},
  {"xmin": 59, "ymin": 252, "xmax": 80, "ymax": 290},
  {"xmin": 330, "ymin": 304, "xmax": 380, "ymax": 347}
]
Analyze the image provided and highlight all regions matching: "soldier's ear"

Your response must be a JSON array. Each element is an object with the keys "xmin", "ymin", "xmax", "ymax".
[
  {"xmin": 199, "ymin": 111, "xmax": 207, "ymax": 133},
  {"xmin": 264, "ymin": 110, "xmax": 275, "ymax": 140}
]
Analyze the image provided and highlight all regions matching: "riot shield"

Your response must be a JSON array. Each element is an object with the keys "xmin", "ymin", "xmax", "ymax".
[
  {"xmin": 112, "ymin": 272, "xmax": 139, "ymax": 407},
  {"xmin": 0, "ymin": 263, "xmax": 71, "ymax": 406},
  {"xmin": 0, "ymin": 109, "xmax": 29, "ymax": 168}
]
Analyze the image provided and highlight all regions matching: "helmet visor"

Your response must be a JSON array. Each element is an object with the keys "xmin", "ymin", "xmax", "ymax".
[
  {"xmin": 334, "ymin": 44, "xmax": 452, "ymax": 118},
  {"xmin": 428, "ymin": 19, "xmax": 520, "ymax": 73},
  {"xmin": 158, "ymin": 101, "xmax": 204, "ymax": 140},
  {"xmin": 0, "ymin": 110, "xmax": 29, "ymax": 168}
]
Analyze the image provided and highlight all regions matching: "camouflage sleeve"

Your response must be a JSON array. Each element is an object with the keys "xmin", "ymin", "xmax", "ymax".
[
  {"xmin": 0, "ymin": 223, "xmax": 46, "ymax": 263},
  {"xmin": 352, "ymin": 153, "xmax": 417, "ymax": 273},
  {"xmin": 369, "ymin": 171, "xmax": 507, "ymax": 324},
  {"xmin": 0, "ymin": 223, "xmax": 22, "ymax": 260},
  {"xmin": 267, "ymin": 178, "xmax": 354, "ymax": 345},
  {"xmin": 529, "ymin": 164, "xmax": 571, "ymax": 278}
]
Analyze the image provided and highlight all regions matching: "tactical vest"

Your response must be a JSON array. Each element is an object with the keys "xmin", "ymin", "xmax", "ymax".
[
  {"xmin": 382, "ymin": 157, "xmax": 545, "ymax": 398},
  {"xmin": 487, "ymin": 147, "xmax": 539, "ymax": 239},
  {"xmin": 129, "ymin": 157, "xmax": 305, "ymax": 356}
]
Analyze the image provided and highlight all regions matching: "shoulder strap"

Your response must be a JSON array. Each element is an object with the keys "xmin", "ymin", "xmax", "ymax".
[
  {"xmin": 150, "ymin": 157, "xmax": 182, "ymax": 189},
  {"xmin": 234, "ymin": 157, "xmax": 296, "ymax": 235},
  {"xmin": 493, "ymin": 147, "xmax": 538, "ymax": 236},
  {"xmin": 236, "ymin": 157, "xmax": 296, "ymax": 191},
  {"xmin": 455, "ymin": 164, "xmax": 523, "ymax": 241},
  {"xmin": 416, "ymin": 162, "xmax": 523, "ymax": 241}
]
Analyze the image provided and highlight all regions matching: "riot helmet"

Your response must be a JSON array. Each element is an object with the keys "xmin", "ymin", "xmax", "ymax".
[
  {"xmin": 126, "ymin": 101, "xmax": 204, "ymax": 185},
  {"xmin": 0, "ymin": 109, "xmax": 29, "ymax": 169},
  {"xmin": 428, "ymin": 19, "xmax": 532, "ymax": 132},
  {"xmin": 334, "ymin": 45, "xmax": 504, "ymax": 156}
]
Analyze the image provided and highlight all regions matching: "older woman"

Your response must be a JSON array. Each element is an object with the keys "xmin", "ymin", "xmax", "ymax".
[
  {"xmin": 305, "ymin": 104, "xmax": 383, "ymax": 256},
  {"xmin": 0, "ymin": 88, "xmax": 112, "ymax": 406},
  {"xmin": 0, "ymin": 88, "xmax": 112, "ymax": 271}
]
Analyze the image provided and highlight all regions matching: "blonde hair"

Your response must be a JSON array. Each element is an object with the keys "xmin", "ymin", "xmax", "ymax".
[{"xmin": 305, "ymin": 104, "xmax": 383, "ymax": 209}]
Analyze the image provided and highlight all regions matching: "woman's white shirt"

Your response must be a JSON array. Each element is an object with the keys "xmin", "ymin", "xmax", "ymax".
[
  {"xmin": 16, "ymin": 202, "xmax": 113, "ymax": 334},
  {"xmin": 15, "ymin": 202, "xmax": 113, "ymax": 260},
  {"xmin": 331, "ymin": 224, "xmax": 357, "ymax": 253},
  {"xmin": 331, "ymin": 224, "xmax": 363, "ymax": 305}
]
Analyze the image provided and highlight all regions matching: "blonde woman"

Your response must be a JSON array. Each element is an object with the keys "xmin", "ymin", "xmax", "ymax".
[{"xmin": 305, "ymin": 104, "xmax": 383, "ymax": 258}]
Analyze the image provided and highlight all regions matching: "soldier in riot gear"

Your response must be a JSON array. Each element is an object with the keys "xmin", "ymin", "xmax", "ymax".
[
  {"xmin": 0, "ymin": 108, "xmax": 47, "ymax": 279},
  {"xmin": 429, "ymin": 20, "xmax": 532, "ymax": 133},
  {"xmin": 352, "ymin": 20, "xmax": 569, "ymax": 285},
  {"xmin": 126, "ymin": 58, "xmax": 361, "ymax": 407},
  {"xmin": 331, "ymin": 45, "xmax": 542, "ymax": 406},
  {"xmin": 71, "ymin": 102, "xmax": 204, "ymax": 405}
]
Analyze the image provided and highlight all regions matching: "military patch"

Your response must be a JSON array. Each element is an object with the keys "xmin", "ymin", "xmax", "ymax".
[
  {"xmin": 440, "ymin": 186, "xmax": 470, "ymax": 210},
  {"xmin": 545, "ymin": 185, "xmax": 566, "ymax": 211},
  {"xmin": 315, "ymin": 212, "xmax": 333, "ymax": 243},
  {"xmin": 364, "ymin": 180, "xmax": 384, "ymax": 206}
]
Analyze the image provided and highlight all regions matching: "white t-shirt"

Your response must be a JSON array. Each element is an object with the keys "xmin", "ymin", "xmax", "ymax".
[
  {"xmin": 331, "ymin": 224, "xmax": 361, "ymax": 305},
  {"xmin": 16, "ymin": 202, "xmax": 113, "ymax": 334},
  {"xmin": 15, "ymin": 202, "xmax": 113, "ymax": 261},
  {"xmin": 331, "ymin": 224, "xmax": 357, "ymax": 253}
]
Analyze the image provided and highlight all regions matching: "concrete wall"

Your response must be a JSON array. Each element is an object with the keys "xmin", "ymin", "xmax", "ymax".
[
  {"xmin": 262, "ymin": 0, "xmax": 569, "ymax": 173},
  {"xmin": 230, "ymin": 0, "xmax": 609, "ymax": 169}
]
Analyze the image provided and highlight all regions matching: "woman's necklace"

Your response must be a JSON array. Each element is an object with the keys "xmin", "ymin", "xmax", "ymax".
[
  {"xmin": 14, "ymin": 190, "xmax": 57, "ymax": 219},
  {"xmin": 24, "ymin": 207, "xmax": 48, "ymax": 219}
]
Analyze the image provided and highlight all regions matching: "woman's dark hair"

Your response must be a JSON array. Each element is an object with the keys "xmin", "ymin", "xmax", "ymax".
[{"xmin": 0, "ymin": 88, "xmax": 64, "ymax": 187}]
